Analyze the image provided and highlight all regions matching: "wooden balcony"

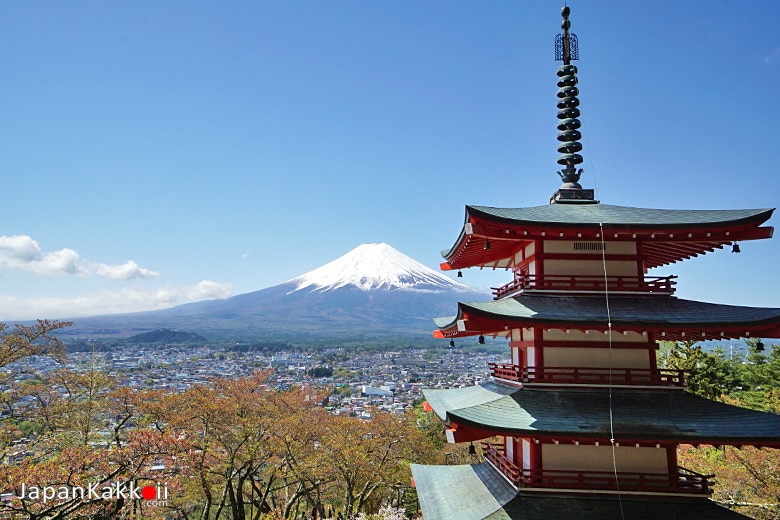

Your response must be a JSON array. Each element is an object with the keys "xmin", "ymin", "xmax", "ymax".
[
  {"xmin": 492, "ymin": 274, "xmax": 677, "ymax": 299},
  {"xmin": 488, "ymin": 363, "xmax": 687, "ymax": 387},
  {"xmin": 481, "ymin": 442, "xmax": 520, "ymax": 485},
  {"xmin": 482, "ymin": 443, "xmax": 713, "ymax": 495}
]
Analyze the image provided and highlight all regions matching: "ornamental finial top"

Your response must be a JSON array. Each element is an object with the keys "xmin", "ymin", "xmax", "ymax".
[{"xmin": 551, "ymin": 5, "xmax": 596, "ymax": 204}]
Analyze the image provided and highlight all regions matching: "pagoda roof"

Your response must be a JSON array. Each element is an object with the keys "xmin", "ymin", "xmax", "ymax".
[
  {"xmin": 411, "ymin": 462, "xmax": 752, "ymax": 520},
  {"xmin": 467, "ymin": 204, "xmax": 773, "ymax": 228},
  {"xmin": 433, "ymin": 294, "xmax": 780, "ymax": 341},
  {"xmin": 423, "ymin": 383, "xmax": 780, "ymax": 446},
  {"xmin": 441, "ymin": 204, "xmax": 774, "ymax": 270}
]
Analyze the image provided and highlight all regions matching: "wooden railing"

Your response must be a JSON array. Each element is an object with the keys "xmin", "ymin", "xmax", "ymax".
[
  {"xmin": 521, "ymin": 467, "xmax": 713, "ymax": 494},
  {"xmin": 482, "ymin": 443, "xmax": 712, "ymax": 495},
  {"xmin": 488, "ymin": 363, "xmax": 687, "ymax": 387},
  {"xmin": 482, "ymin": 443, "xmax": 521, "ymax": 485},
  {"xmin": 492, "ymin": 274, "xmax": 677, "ymax": 299}
]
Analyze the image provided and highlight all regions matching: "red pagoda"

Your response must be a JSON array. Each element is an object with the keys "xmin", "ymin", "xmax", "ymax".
[{"xmin": 411, "ymin": 6, "xmax": 780, "ymax": 520}]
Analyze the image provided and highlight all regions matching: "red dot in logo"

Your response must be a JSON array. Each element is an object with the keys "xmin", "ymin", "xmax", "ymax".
[{"xmin": 141, "ymin": 486, "xmax": 157, "ymax": 500}]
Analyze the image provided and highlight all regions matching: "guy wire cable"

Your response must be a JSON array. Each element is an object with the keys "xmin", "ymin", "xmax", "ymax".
[{"xmin": 585, "ymin": 123, "xmax": 625, "ymax": 520}]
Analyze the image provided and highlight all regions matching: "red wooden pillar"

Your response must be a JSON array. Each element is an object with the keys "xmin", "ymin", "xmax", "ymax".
[
  {"xmin": 535, "ymin": 239, "xmax": 544, "ymax": 288},
  {"xmin": 528, "ymin": 440, "xmax": 543, "ymax": 486},
  {"xmin": 666, "ymin": 444, "xmax": 678, "ymax": 483},
  {"xmin": 534, "ymin": 326, "xmax": 545, "ymax": 381}
]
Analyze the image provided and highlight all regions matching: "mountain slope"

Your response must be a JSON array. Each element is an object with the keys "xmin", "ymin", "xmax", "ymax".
[{"xmin": 61, "ymin": 243, "xmax": 485, "ymax": 342}]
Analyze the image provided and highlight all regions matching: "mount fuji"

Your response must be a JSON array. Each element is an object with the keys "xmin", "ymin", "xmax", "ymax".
[
  {"xmin": 287, "ymin": 242, "xmax": 472, "ymax": 294},
  {"xmin": 62, "ymin": 243, "xmax": 485, "ymax": 342}
]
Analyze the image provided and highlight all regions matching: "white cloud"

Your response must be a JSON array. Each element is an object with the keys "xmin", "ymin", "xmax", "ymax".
[
  {"xmin": 0, "ymin": 235, "xmax": 88, "ymax": 277},
  {"xmin": 0, "ymin": 235, "xmax": 40, "ymax": 261},
  {"xmin": 0, "ymin": 234, "xmax": 233, "ymax": 320},
  {"xmin": 0, "ymin": 235, "xmax": 157, "ymax": 280},
  {"xmin": 95, "ymin": 260, "xmax": 159, "ymax": 280},
  {"xmin": 181, "ymin": 280, "xmax": 235, "ymax": 301},
  {"xmin": 0, "ymin": 281, "xmax": 235, "ymax": 321}
]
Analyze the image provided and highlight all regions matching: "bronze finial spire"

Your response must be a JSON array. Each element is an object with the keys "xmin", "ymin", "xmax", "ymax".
[
  {"xmin": 550, "ymin": 5, "xmax": 595, "ymax": 204},
  {"xmin": 555, "ymin": 5, "xmax": 579, "ymax": 65}
]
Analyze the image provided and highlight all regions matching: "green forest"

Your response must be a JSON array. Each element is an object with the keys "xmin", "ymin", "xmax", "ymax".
[{"xmin": 1, "ymin": 321, "xmax": 779, "ymax": 519}]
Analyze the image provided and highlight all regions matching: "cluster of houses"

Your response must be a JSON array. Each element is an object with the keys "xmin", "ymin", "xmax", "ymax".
[{"xmin": 2, "ymin": 343, "xmax": 505, "ymax": 466}]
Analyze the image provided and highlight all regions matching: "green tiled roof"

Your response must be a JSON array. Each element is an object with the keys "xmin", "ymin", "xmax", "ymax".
[
  {"xmin": 412, "ymin": 463, "xmax": 752, "ymax": 520},
  {"xmin": 467, "ymin": 204, "xmax": 774, "ymax": 228},
  {"xmin": 423, "ymin": 385, "xmax": 780, "ymax": 444},
  {"xmin": 435, "ymin": 294, "xmax": 780, "ymax": 331},
  {"xmin": 423, "ymin": 382, "xmax": 515, "ymax": 421},
  {"xmin": 411, "ymin": 463, "xmax": 515, "ymax": 520}
]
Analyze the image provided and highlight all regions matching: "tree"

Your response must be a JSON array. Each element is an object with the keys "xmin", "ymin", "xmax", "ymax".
[
  {"xmin": 737, "ymin": 340, "xmax": 779, "ymax": 389},
  {"xmin": 264, "ymin": 386, "xmax": 334, "ymax": 519},
  {"xmin": 307, "ymin": 366, "xmax": 333, "ymax": 378},
  {"xmin": 318, "ymin": 410, "xmax": 435, "ymax": 518},
  {"xmin": 660, "ymin": 341, "xmax": 741, "ymax": 400},
  {"xmin": 670, "ymin": 341, "xmax": 780, "ymax": 519},
  {"xmin": 679, "ymin": 440, "xmax": 780, "ymax": 519},
  {"xmin": 135, "ymin": 370, "xmax": 329, "ymax": 520},
  {"xmin": 0, "ymin": 320, "xmax": 70, "ymax": 376},
  {"xmin": 408, "ymin": 402, "xmax": 445, "ymax": 451},
  {"xmin": 1, "ymin": 393, "xmax": 183, "ymax": 520},
  {"xmin": 22, "ymin": 363, "xmax": 116, "ymax": 446},
  {"xmin": 0, "ymin": 321, "xmax": 72, "ymax": 474}
]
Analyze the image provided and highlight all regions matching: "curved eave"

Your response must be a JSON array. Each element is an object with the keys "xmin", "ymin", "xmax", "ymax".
[
  {"xmin": 440, "ymin": 205, "xmax": 774, "ymax": 271},
  {"xmin": 424, "ymin": 385, "xmax": 780, "ymax": 447},
  {"xmin": 411, "ymin": 463, "xmax": 516, "ymax": 520},
  {"xmin": 424, "ymin": 383, "xmax": 516, "ymax": 422},
  {"xmin": 467, "ymin": 205, "xmax": 774, "ymax": 229},
  {"xmin": 412, "ymin": 463, "xmax": 755, "ymax": 520},
  {"xmin": 433, "ymin": 295, "xmax": 780, "ymax": 342}
]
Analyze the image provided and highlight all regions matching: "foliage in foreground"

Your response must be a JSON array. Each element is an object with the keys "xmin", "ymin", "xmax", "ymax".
[{"xmin": 0, "ymin": 321, "xmax": 440, "ymax": 519}]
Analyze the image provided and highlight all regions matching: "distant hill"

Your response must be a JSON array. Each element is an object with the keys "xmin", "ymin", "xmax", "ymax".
[
  {"xmin": 127, "ymin": 329, "xmax": 206, "ymax": 344},
  {"xmin": 59, "ymin": 243, "xmax": 486, "ymax": 344}
]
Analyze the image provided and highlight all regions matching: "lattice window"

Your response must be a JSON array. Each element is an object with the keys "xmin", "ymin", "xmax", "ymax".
[{"xmin": 573, "ymin": 242, "xmax": 605, "ymax": 251}]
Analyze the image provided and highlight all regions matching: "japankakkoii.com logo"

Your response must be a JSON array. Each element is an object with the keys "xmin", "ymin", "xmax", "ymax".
[{"xmin": 16, "ymin": 481, "xmax": 169, "ymax": 506}]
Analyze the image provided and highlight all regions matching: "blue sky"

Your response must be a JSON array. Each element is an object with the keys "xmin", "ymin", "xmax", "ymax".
[{"xmin": 1, "ymin": 1, "xmax": 778, "ymax": 321}]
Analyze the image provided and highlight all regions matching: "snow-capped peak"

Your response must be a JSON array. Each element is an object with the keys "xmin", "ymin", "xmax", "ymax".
[{"xmin": 287, "ymin": 243, "xmax": 474, "ymax": 293}]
